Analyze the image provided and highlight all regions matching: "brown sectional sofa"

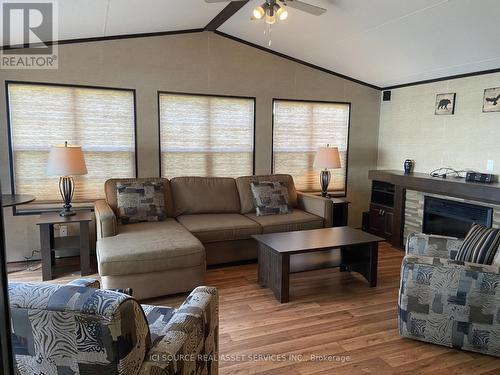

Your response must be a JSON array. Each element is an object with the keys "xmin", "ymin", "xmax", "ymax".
[{"xmin": 95, "ymin": 174, "xmax": 335, "ymax": 299}]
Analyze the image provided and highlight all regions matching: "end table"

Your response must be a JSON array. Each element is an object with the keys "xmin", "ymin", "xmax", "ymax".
[
  {"xmin": 36, "ymin": 211, "xmax": 92, "ymax": 281},
  {"xmin": 329, "ymin": 197, "xmax": 350, "ymax": 227}
]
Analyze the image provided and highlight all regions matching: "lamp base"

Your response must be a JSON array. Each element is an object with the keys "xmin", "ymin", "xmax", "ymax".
[
  {"xmin": 58, "ymin": 176, "xmax": 76, "ymax": 217},
  {"xmin": 320, "ymin": 169, "xmax": 331, "ymax": 197},
  {"xmin": 59, "ymin": 207, "xmax": 76, "ymax": 217}
]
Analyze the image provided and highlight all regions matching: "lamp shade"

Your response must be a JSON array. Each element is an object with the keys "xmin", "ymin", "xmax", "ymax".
[
  {"xmin": 47, "ymin": 144, "xmax": 87, "ymax": 176},
  {"xmin": 313, "ymin": 146, "xmax": 341, "ymax": 169}
]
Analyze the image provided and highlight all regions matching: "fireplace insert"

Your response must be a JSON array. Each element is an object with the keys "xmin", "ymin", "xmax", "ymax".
[{"xmin": 422, "ymin": 196, "xmax": 493, "ymax": 238}]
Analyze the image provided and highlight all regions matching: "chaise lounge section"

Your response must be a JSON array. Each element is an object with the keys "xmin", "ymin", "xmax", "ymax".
[{"xmin": 95, "ymin": 174, "xmax": 335, "ymax": 299}]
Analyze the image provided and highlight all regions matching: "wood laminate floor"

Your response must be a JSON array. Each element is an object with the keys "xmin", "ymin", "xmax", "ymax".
[{"xmin": 8, "ymin": 243, "xmax": 500, "ymax": 374}]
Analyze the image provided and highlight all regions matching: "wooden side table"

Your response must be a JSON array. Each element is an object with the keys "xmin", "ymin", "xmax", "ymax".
[
  {"xmin": 330, "ymin": 198, "xmax": 350, "ymax": 227},
  {"xmin": 36, "ymin": 211, "xmax": 92, "ymax": 281}
]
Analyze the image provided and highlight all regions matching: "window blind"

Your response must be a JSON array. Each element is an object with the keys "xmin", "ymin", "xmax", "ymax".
[
  {"xmin": 8, "ymin": 83, "xmax": 136, "ymax": 202},
  {"xmin": 159, "ymin": 93, "xmax": 254, "ymax": 178},
  {"xmin": 273, "ymin": 100, "xmax": 350, "ymax": 193}
]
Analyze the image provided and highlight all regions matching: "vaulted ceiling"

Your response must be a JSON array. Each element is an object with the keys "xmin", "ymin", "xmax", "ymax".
[{"xmin": 2, "ymin": 0, "xmax": 500, "ymax": 88}]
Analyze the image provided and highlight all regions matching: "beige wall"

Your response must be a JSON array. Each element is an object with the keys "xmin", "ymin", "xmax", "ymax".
[
  {"xmin": 0, "ymin": 31, "xmax": 381, "ymax": 262},
  {"xmin": 378, "ymin": 72, "xmax": 500, "ymax": 174}
]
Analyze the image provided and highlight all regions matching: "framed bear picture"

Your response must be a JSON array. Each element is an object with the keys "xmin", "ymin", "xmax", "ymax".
[
  {"xmin": 435, "ymin": 93, "xmax": 456, "ymax": 115},
  {"xmin": 483, "ymin": 87, "xmax": 500, "ymax": 112}
]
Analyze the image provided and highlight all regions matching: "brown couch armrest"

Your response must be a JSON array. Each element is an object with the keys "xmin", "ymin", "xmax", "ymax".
[
  {"xmin": 296, "ymin": 192, "xmax": 334, "ymax": 227},
  {"xmin": 94, "ymin": 200, "xmax": 117, "ymax": 239}
]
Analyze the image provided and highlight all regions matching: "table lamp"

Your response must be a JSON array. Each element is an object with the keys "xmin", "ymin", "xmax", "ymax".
[
  {"xmin": 47, "ymin": 142, "xmax": 87, "ymax": 216},
  {"xmin": 313, "ymin": 145, "xmax": 341, "ymax": 197}
]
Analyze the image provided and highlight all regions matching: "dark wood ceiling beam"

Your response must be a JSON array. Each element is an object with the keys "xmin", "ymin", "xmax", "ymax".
[{"xmin": 205, "ymin": 1, "xmax": 249, "ymax": 31}]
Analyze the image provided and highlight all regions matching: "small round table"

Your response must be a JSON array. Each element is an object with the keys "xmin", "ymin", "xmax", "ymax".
[{"xmin": 1, "ymin": 194, "xmax": 36, "ymax": 208}]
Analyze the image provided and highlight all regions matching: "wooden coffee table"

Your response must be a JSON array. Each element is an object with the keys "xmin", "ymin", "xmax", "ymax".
[{"xmin": 252, "ymin": 226, "xmax": 384, "ymax": 303}]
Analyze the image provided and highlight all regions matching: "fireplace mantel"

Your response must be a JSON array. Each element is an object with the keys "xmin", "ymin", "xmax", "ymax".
[{"xmin": 368, "ymin": 170, "xmax": 500, "ymax": 247}]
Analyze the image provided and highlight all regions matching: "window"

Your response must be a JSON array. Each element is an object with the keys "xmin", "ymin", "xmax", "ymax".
[
  {"xmin": 159, "ymin": 92, "xmax": 255, "ymax": 178},
  {"xmin": 7, "ymin": 82, "xmax": 136, "ymax": 202},
  {"xmin": 273, "ymin": 99, "xmax": 350, "ymax": 193}
]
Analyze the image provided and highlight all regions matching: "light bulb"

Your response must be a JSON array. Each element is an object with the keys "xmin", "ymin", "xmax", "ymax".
[
  {"xmin": 276, "ymin": 7, "xmax": 288, "ymax": 21},
  {"xmin": 253, "ymin": 6, "xmax": 265, "ymax": 19},
  {"xmin": 265, "ymin": 14, "xmax": 276, "ymax": 24}
]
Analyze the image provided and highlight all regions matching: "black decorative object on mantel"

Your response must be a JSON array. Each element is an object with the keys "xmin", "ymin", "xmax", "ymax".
[{"xmin": 404, "ymin": 159, "xmax": 414, "ymax": 174}]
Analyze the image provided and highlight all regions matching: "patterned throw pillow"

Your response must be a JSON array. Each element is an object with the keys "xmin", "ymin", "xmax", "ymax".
[
  {"xmin": 116, "ymin": 181, "xmax": 167, "ymax": 224},
  {"xmin": 250, "ymin": 181, "xmax": 292, "ymax": 216},
  {"xmin": 455, "ymin": 224, "xmax": 500, "ymax": 265}
]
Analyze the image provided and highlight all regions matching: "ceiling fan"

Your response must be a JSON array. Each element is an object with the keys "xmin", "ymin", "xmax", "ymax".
[{"xmin": 206, "ymin": 0, "xmax": 327, "ymax": 24}]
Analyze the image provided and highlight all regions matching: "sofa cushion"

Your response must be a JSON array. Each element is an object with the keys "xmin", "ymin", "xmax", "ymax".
[
  {"xmin": 171, "ymin": 177, "xmax": 241, "ymax": 216},
  {"xmin": 177, "ymin": 214, "xmax": 262, "ymax": 243},
  {"xmin": 116, "ymin": 181, "xmax": 167, "ymax": 224},
  {"xmin": 251, "ymin": 181, "xmax": 293, "ymax": 216},
  {"xmin": 105, "ymin": 178, "xmax": 174, "ymax": 218},
  {"xmin": 236, "ymin": 174, "xmax": 298, "ymax": 214},
  {"xmin": 97, "ymin": 219, "xmax": 205, "ymax": 276},
  {"xmin": 245, "ymin": 209, "xmax": 323, "ymax": 234}
]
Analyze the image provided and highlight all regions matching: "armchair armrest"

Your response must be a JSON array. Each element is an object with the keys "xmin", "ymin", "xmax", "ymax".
[
  {"xmin": 139, "ymin": 286, "xmax": 218, "ymax": 375},
  {"xmin": 66, "ymin": 278, "xmax": 101, "ymax": 289},
  {"xmin": 95, "ymin": 199, "xmax": 117, "ymax": 239},
  {"xmin": 406, "ymin": 232, "xmax": 463, "ymax": 259},
  {"xmin": 399, "ymin": 254, "xmax": 500, "ymax": 356},
  {"xmin": 296, "ymin": 192, "xmax": 334, "ymax": 227}
]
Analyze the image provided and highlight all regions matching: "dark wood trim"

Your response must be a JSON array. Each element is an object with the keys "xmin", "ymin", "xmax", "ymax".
[
  {"xmin": 369, "ymin": 170, "xmax": 500, "ymax": 205},
  {"xmin": 271, "ymin": 98, "xmax": 351, "ymax": 197},
  {"xmin": 252, "ymin": 99, "xmax": 257, "ymax": 175},
  {"xmin": 392, "ymin": 185, "xmax": 406, "ymax": 248},
  {"xmin": 369, "ymin": 169, "xmax": 500, "ymax": 247},
  {"xmin": 382, "ymin": 68, "xmax": 500, "ymax": 90},
  {"xmin": 0, "ymin": 191, "xmax": 14, "ymax": 375},
  {"xmin": 0, "ymin": 28, "xmax": 204, "ymax": 51},
  {"xmin": 157, "ymin": 91, "xmax": 162, "ymax": 178},
  {"xmin": 157, "ymin": 90, "xmax": 257, "ymax": 178},
  {"xmin": 4, "ymin": 82, "xmax": 16, "ymax": 210},
  {"xmin": 213, "ymin": 31, "xmax": 381, "ymax": 91},
  {"xmin": 4, "ymin": 80, "xmax": 139, "ymax": 216},
  {"xmin": 4, "ymin": 80, "xmax": 136, "ymax": 92},
  {"xmin": 205, "ymin": 1, "xmax": 249, "ymax": 31},
  {"xmin": 132, "ymin": 88, "xmax": 139, "ymax": 178},
  {"xmin": 158, "ymin": 90, "xmax": 256, "ymax": 101}
]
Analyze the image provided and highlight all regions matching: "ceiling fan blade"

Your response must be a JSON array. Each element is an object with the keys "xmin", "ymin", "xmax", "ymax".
[{"xmin": 286, "ymin": 0, "xmax": 327, "ymax": 16}]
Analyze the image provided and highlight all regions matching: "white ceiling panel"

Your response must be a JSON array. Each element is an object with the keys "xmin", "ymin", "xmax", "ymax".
[
  {"xmin": 57, "ymin": 0, "xmax": 110, "ymax": 40},
  {"xmin": 105, "ymin": 0, "xmax": 227, "ymax": 36},
  {"xmin": 220, "ymin": 0, "xmax": 500, "ymax": 87},
  {"xmin": 0, "ymin": 0, "xmax": 226, "ymax": 45}
]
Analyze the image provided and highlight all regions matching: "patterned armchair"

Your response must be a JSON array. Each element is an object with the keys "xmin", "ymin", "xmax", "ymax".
[
  {"xmin": 8, "ymin": 279, "xmax": 218, "ymax": 374},
  {"xmin": 399, "ymin": 233, "xmax": 500, "ymax": 356}
]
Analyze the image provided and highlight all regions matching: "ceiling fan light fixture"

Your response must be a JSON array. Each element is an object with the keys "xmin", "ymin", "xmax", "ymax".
[
  {"xmin": 253, "ymin": 5, "xmax": 265, "ymax": 20},
  {"xmin": 276, "ymin": 6, "xmax": 288, "ymax": 21},
  {"xmin": 265, "ymin": 13, "xmax": 276, "ymax": 24}
]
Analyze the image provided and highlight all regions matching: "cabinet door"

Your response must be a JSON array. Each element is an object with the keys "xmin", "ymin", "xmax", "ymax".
[
  {"xmin": 369, "ymin": 206, "xmax": 385, "ymax": 236},
  {"xmin": 384, "ymin": 210, "xmax": 394, "ymax": 239}
]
